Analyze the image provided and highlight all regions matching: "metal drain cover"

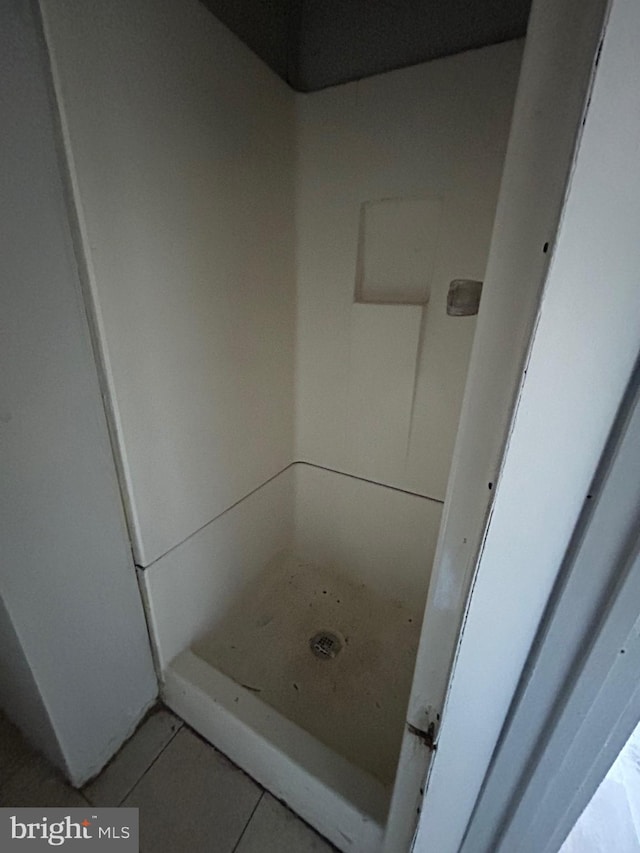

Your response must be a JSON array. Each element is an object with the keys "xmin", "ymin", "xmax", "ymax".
[{"xmin": 309, "ymin": 630, "xmax": 342, "ymax": 660}]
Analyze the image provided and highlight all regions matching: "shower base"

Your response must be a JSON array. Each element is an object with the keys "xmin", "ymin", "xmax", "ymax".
[
  {"xmin": 194, "ymin": 552, "xmax": 421, "ymax": 786},
  {"xmin": 145, "ymin": 463, "xmax": 443, "ymax": 852},
  {"xmin": 163, "ymin": 552, "xmax": 420, "ymax": 852}
]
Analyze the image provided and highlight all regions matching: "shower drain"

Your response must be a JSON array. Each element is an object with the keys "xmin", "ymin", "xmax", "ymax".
[{"xmin": 309, "ymin": 630, "xmax": 343, "ymax": 660}]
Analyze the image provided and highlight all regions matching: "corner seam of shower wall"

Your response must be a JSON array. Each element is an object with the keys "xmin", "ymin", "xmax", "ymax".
[
  {"xmin": 294, "ymin": 460, "xmax": 445, "ymax": 506},
  {"xmin": 136, "ymin": 461, "xmax": 298, "ymax": 575},
  {"xmin": 36, "ymin": 0, "xmax": 146, "ymax": 567},
  {"xmin": 135, "ymin": 459, "xmax": 443, "ymax": 588}
]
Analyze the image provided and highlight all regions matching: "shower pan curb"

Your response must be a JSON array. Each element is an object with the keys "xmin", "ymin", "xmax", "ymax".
[{"xmin": 163, "ymin": 650, "xmax": 387, "ymax": 853}]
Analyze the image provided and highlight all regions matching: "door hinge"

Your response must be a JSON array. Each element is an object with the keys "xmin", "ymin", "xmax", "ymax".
[{"xmin": 407, "ymin": 720, "xmax": 438, "ymax": 751}]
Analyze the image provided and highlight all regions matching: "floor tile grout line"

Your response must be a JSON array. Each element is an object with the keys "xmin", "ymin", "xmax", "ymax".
[
  {"xmin": 114, "ymin": 718, "xmax": 184, "ymax": 807},
  {"xmin": 230, "ymin": 790, "xmax": 264, "ymax": 853}
]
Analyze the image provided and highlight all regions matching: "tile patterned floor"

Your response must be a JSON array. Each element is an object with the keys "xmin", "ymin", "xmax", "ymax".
[{"xmin": 0, "ymin": 707, "xmax": 335, "ymax": 852}]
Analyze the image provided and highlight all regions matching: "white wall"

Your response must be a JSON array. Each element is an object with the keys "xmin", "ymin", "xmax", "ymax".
[
  {"xmin": 42, "ymin": 0, "xmax": 297, "ymax": 567},
  {"xmin": 142, "ymin": 466, "xmax": 295, "ymax": 670},
  {"xmin": 0, "ymin": 0, "xmax": 157, "ymax": 785},
  {"xmin": 295, "ymin": 41, "xmax": 522, "ymax": 500},
  {"xmin": 43, "ymin": 1, "xmax": 521, "ymax": 572},
  {"xmin": 294, "ymin": 465, "xmax": 442, "ymax": 607},
  {"xmin": 0, "ymin": 600, "xmax": 64, "ymax": 771}
]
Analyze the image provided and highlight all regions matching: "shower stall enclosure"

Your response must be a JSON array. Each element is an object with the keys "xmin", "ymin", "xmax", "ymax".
[{"xmin": 41, "ymin": 1, "xmax": 523, "ymax": 849}]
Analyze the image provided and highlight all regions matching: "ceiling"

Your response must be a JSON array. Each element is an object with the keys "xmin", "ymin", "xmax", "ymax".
[{"xmin": 199, "ymin": 0, "xmax": 531, "ymax": 92}]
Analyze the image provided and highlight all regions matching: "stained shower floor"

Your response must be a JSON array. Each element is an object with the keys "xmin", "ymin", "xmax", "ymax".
[{"xmin": 192, "ymin": 553, "xmax": 422, "ymax": 786}]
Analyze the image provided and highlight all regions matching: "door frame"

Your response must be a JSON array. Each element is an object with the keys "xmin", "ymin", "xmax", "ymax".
[
  {"xmin": 462, "ymin": 355, "xmax": 640, "ymax": 853},
  {"xmin": 383, "ymin": 0, "xmax": 638, "ymax": 848}
]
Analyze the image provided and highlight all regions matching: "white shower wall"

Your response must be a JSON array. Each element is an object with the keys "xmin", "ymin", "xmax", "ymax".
[
  {"xmin": 295, "ymin": 40, "xmax": 523, "ymax": 500},
  {"xmin": 41, "ymin": 0, "xmax": 297, "ymax": 567},
  {"xmin": 293, "ymin": 465, "xmax": 443, "ymax": 605},
  {"xmin": 44, "ymin": 0, "xmax": 522, "ymax": 580}
]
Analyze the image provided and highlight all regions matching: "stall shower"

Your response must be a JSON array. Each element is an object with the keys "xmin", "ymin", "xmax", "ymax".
[{"xmin": 40, "ymin": 0, "xmax": 523, "ymax": 849}]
